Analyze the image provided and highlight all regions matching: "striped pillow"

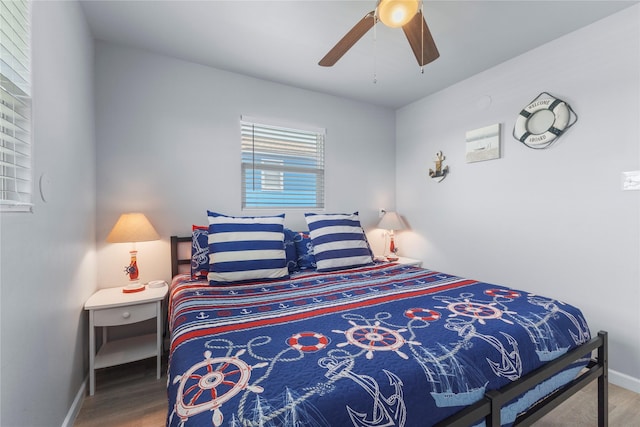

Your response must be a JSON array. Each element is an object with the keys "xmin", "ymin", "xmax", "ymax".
[
  {"xmin": 207, "ymin": 211, "xmax": 289, "ymax": 283},
  {"xmin": 304, "ymin": 212, "xmax": 373, "ymax": 272}
]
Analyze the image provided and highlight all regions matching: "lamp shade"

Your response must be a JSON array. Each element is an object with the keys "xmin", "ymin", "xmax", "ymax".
[
  {"xmin": 378, "ymin": 211, "xmax": 406, "ymax": 231},
  {"xmin": 106, "ymin": 213, "xmax": 160, "ymax": 243},
  {"xmin": 377, "ymin": 0, "xmax": 419, "ymax": 28}
]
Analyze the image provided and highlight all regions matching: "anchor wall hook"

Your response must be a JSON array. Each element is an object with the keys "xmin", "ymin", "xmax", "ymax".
[{"xmin": 429, "ymin": 151, "xmax": 449, "ymax": 182}]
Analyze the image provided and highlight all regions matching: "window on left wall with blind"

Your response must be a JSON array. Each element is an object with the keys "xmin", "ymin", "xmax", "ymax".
[{"xmin": 1, "ymin": 0, "xmax": 32, "ymax": 212}]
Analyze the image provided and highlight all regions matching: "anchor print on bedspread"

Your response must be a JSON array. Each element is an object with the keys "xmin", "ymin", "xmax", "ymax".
[{"xmin": 166, "ymin": 264, "xmax": 591, "ymax": 426}]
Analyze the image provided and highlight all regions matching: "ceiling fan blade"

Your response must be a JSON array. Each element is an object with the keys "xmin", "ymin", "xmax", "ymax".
[
  {"xmin": 319, "ymin": 11, "xmax": 376, "ymax": 67},
  {"xmin": 402, "ymin": 10, "xmax": 439, "ymax": 67}
]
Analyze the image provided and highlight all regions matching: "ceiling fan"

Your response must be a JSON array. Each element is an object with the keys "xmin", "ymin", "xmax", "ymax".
[{"xmin": 319, "ymin": 0, "xmax": 439, "ymax": 67}]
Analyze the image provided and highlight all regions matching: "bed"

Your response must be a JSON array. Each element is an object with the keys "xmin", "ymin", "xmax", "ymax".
[{"xmin": 167, "ymin": 220, "xmax": 607, "ymax": 427}]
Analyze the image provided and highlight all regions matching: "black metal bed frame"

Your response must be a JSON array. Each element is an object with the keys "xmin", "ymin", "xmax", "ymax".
[
  {"xmin": 435, "ymin": 331, "xmax": 607, "ymax": 426},
  {"xmin": 170, "ymin": 235, "xmax": 608, "ymax": 426}
]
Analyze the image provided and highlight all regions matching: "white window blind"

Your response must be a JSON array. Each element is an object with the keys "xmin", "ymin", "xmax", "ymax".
[
  {"xmin": 241, "ymin": 117, "xmax": 325, "ymax": 209},
  {"xmin": 0, "ymin": 0, "xmax": 31, "ymax": 212}
]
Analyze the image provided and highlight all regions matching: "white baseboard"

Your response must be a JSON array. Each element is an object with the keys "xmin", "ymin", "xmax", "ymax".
[
  {"xmin": 61, "ymin": 376, "xmax": 87, "ymax": 427},
  {"xmin": 609, "ymin": 368, "xmax": 640, "ymax": 394}
]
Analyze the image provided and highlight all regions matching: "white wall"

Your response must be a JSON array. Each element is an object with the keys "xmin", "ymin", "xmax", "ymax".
[
  {"xmin": 94, "ymin": 42, "xmax": 397, "ymax": 287},
  {"xmin": 0, "ymin": 1, "xmax": 96, "ymax": 426},
  {"xmin": 396, "ymin": 6, "xmax": 640, "ymax": 390}
]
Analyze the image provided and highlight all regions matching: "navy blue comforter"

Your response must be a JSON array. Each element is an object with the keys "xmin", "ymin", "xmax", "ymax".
[{"xmin": 167, "ymin": 263, "xmax": 590, "ymax": 427}]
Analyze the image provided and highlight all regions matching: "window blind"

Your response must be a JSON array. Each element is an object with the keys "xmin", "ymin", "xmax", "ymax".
[
  {"xmin": 0, "ymin": 0, "xmax": 31, "ymax": 212},
  {"xmin": 241, "ymin": 118, "xmax": 325, "ymax": 209}
]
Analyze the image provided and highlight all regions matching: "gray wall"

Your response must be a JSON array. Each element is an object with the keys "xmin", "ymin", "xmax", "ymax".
[
  {"xmin": 0, "ymin": 1, "xmax": 96, "ymax": 426},
  {"xmin": 396, "ymin": 6, "xmax": 640, "ymax": 390},
  {"xmin": 94, "ymin": 42, "xmax": 397, "ymax": 286}
]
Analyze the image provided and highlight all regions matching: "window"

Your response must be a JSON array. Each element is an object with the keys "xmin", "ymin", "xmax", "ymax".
[
  {"xmin": 241, "ymin": 117, "xmax": 325, "ymax": 209},
  {"xmin": 0, "ymin": 0, "xmax": 31, "ymax": 212}
]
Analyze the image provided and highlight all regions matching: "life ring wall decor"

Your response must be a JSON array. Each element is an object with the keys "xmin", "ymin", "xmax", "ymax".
[{"xmin": 512, "ymin": 92, "xmax": 577, "ymax": 149}]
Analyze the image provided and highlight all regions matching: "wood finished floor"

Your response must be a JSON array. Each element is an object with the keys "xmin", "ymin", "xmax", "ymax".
[{"xmin": 74, "ymin": 357, "xmax": 640, "ymax": 426}]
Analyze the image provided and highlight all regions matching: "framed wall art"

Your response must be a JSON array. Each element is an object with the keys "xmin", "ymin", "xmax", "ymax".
[{"xmin": 465, "ymin": 123, "xmax": 500, "ymax": 163}]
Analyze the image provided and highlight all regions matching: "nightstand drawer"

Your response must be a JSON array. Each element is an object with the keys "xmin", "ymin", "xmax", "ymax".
[{"xmin": 93, "ymin": 302, "xmax": 156, "ymax": 327}]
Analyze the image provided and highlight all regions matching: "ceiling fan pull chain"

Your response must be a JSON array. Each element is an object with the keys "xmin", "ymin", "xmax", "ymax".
[{"xmin": 373, "ymin": 16, "xmax": 378, "ymax": 84}]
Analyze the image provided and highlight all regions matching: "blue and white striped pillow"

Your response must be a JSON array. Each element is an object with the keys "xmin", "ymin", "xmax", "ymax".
[
  {"xmin": 207, "ymin": 211, "xmax": 289, "ymax": 283},
  {"xmin": 304, "ymin": 212, "xmax": 373, "ymax": 272}
]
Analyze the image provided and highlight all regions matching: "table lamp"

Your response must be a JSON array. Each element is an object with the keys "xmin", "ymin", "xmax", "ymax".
[
  {"xmin": 106, "ymin": 212, "xmax": 160, "ymax": 292},
  {"xmin": 377, "ymin": 211, "xmax": 405, "ymax": 260}
]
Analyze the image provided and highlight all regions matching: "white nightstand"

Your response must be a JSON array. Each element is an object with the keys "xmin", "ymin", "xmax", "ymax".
[
  {"xmin": 393, "ymin": 257, "xmax": 423, "ymax": 267},
  {"xmin": 84, "ymin": 283, "xmax": 168, "ymax": 395}
]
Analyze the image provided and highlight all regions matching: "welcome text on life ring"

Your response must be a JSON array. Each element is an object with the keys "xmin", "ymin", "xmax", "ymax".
[{"xmin": 514, "ymin": 98, "xmax": 570, "ymax": 146}]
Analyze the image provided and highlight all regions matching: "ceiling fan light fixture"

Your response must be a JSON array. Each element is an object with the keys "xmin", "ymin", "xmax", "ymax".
[{"xmin": 377, "ymin": 0, "xmax": 419, "ymax": 28}]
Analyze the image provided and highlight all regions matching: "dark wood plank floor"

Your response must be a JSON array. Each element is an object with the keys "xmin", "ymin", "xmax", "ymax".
[{"xmin": 74, "ymin": 357, "xmax": 640, "ymax": 426}]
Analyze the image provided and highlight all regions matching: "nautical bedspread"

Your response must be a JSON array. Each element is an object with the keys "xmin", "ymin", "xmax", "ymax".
[{"xmin": 167, "ymin": 263, "xmax": 591, "ymax": 427}]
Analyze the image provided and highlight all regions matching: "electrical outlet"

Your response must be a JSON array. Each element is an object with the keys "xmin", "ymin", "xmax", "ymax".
[{"xmin": 622, "ymin": 171, "xmax": 640, "ymax": 191}]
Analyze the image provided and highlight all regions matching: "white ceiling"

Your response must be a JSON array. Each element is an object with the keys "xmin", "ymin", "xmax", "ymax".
[{"xmin": 80, "ymin": 0, "xmax": 638, "ymax": 109}]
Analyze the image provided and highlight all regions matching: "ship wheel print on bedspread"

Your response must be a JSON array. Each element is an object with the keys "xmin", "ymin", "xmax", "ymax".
[
  {"xmin": 171, "ymin": 334, "xmax": 335, "ymax": 427},
  {"xmin": 332, "ymin": 318, "xmax": 421, "ymax": 360},
  {"xmin": 321, "ymin": 310, "xmax": 484, "ymax": 424},
  {"xmin": 170, "ymin": 349, "xmax": 267, "ymax": 427},
  {"xmin": 316, "ymin": 312, "xmax": 421, "ymax": 427},
  {"xmin": 431, "ymin": 290, "xmax": 524, "ymax": 381},
  {"xmin": 435, "ymin": 288, "xmax": 521, "ymax": 325}
]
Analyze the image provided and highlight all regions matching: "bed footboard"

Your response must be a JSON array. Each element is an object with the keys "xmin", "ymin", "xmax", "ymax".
[{"xmin": 436, "ymin": 331, "xmax": 608, "ymax": 427}]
